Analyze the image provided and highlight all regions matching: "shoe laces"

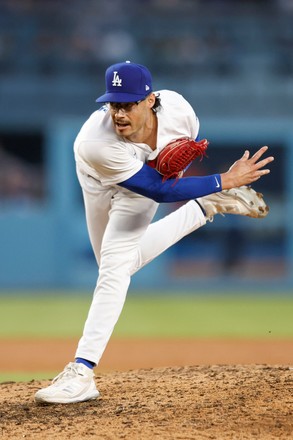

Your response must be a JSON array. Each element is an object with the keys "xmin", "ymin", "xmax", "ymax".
[{"xmin": 52, "ymin": 362, "xmax": 82, "ymax": 384}]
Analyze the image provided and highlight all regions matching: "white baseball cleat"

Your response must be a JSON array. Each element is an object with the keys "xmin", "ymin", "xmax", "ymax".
[
  {"xmin": 34, "ymin": 362, "xmax": 100, "ymax": 404},
  {"xmin": 197, "ymin": 186, "xmax": 269, "ymax": 221}
]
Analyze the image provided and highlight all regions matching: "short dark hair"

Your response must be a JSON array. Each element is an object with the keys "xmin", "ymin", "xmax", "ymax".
[{"xmin": 152, "ymin": 94, "xmax": 162, "ymax": 113}]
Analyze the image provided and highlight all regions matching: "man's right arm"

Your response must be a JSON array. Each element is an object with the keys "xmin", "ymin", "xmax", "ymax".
[
  {"xmin": 118, "ymin": 164, "xmax": 222, "ymax": 203},
  {"xmin": 119, "ymin": 146, "xmax": 274, "ymax": 203}
]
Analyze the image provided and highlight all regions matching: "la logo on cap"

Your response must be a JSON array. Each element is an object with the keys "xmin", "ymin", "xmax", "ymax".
[{"xmin": 112, "ymin": 71, "xmax": 122, "ymax": 87}]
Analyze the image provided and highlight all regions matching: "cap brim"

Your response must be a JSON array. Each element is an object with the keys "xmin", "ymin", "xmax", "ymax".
[{"xmin": 96, "ymin": 91, "xmax": 151, "ymax": 103}]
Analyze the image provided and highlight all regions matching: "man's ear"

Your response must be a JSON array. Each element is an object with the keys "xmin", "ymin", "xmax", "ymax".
[{"xmin": 147, "ymin": 93, "xmax": 156, "ymax": 109}]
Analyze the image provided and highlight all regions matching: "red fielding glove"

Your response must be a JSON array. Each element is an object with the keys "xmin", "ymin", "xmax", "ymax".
[{"xmin": 148, "ymin": 137, "xmax": 208, "ymax": 181}]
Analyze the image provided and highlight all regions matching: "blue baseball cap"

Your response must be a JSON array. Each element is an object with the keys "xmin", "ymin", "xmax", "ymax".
[{"xmin": 96, "ymin": 61, "xmax": 153, "ymax": 103}]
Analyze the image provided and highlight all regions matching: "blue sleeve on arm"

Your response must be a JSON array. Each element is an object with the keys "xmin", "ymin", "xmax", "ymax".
[{"xmin": 118, "ymin": 164, "xmax": 222, "ymax": 203}]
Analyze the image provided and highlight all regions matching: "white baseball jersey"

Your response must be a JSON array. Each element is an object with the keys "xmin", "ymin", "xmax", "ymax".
[
  {"xmin": 74, "ymin": 90, "xmax": 200, "ymax": 186},
  {"xmin": 74, "ymin": 89, "xmax": 206, "ymax": 366}
]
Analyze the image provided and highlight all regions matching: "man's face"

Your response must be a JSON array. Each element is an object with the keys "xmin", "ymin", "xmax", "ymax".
[{"xmin": 108, "ymin": 94, "xmax": 155, "ymax": 141}]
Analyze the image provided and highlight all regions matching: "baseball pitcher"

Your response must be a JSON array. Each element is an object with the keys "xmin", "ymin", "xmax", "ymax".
[{"xmin": 35, "ymin": 61, "xmax": 274, "ymax": 404}]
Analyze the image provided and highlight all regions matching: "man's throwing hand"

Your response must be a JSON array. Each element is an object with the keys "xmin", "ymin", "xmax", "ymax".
[{"xmin": 220, "ymin": 146, "xmax": 274, "ymax": 190}]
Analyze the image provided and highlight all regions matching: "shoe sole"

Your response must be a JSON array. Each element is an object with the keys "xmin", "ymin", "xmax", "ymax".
[
  {"xmin": 35, "ymin": 390, "xmax": 100, "ymax": 404},
  {"xmin": 231, "ymin": 186, "xmax": 269, "ymax": 218},
  {"xmin": 254, "ymin": 191, "xmax": 269, "ymax": 218},
  {"xmin": 200, "ymin": 186, "xmax": 269, "ymax": 220}
]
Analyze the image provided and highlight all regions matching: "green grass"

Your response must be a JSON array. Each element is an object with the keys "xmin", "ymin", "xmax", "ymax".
[
  {"xmin": 0, "ymin": 291, "xmax": 292, "ymax": 339},
  {"xmin": 0, "ymin": 372, "xmax": 55, "ymax": 383},
  {"xmin": 117, "ymin": 294, "xmax": 293, "ymax": 339},
  {"xmin": 0, "ymin": 294, "xmax": 91, "ymax": 338}
]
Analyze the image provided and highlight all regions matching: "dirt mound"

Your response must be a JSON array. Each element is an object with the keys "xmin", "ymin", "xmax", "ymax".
[{"xmin": 1, "ymin": 365, "xmax": 292, "ymax": 439}]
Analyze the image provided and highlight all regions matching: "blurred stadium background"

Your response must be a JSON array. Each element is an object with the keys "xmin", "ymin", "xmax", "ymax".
[{"xmin": 0, "ymin": 0, "xmax": 292, "ymax": 294}]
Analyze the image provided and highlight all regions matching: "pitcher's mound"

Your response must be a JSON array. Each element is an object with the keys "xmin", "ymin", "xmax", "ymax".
[{"xmin": 1, "ymin": 364, "xmax": 292, "ymax": 439}]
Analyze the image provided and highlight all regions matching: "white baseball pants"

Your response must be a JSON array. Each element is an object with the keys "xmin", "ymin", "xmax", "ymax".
[{"xmin": 75, "ymin": 167, "xmax": 206, "ymax": 365}]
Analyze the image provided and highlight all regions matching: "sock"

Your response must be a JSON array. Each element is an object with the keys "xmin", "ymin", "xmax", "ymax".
[{"xmin": 75, "ymin": 357, "xmax": 96, "ymax": 369}]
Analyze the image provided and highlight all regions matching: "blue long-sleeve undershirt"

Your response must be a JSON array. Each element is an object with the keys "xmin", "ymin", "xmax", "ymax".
[{"xmin": 118, "ymin": 164, "xmax": 222, "ymax": 203}]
